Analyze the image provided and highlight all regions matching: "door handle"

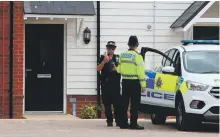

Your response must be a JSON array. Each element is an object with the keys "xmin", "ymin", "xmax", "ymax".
[
  {"xmin": 25, "ymin": 68, "xmax": 32, "ymax": 78},
  {"xmin": 26, "ymin": 68, "xmax": 32, "ymax": 72}
]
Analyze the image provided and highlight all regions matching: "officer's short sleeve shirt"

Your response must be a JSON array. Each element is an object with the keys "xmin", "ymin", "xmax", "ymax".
[{"xmin": 99, "ymin": 54, "xmax": 121, "ymax": 83}]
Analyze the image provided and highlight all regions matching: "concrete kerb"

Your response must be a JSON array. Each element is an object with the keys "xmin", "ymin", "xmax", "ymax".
[
  {"xmin": 1, "ymin": 117, "xmax": 176, "ymax": 122},
  {"xmin": 6, "ymin": 114, "xmax": 177, "ymax": 122}
]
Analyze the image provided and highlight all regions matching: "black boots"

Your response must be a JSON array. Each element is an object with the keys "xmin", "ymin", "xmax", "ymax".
[
  {"xmin": 119, "ymin": 123, "xmax": 130, "ymax": 129},
  {"xmin": 108, "ymin": 121, "xmax": 144, "ymax": 130},
  {"xmin": 120, "ymin": 123, "xmax": 144, "ymax": 130},
  {"xmin": 129, "ymin": 124, "xmax": 144, "ymax": 130}
]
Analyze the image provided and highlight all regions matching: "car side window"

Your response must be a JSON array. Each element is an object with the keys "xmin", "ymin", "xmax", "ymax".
[
  {"xmin": 173, "ymin": 50, "xmax": 182, "ymax": 76},
  {"xmin": 172, "ymin": 50, "xmax": 178, "ymax": 62},
  {"xmin": 162, "ymin": 50, "xmax": 170, "ymax": 66},
  {"xmin": 164, "ymin": 49, "xmax": 176, "ymax": 66},
  {"xmin": 173, "ymin": 50, "xmax": 180, "ymax": 64}
]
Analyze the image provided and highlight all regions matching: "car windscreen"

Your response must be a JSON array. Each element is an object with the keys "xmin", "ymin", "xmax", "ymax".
[{"xmin": 183, "ymin": 51, "xmax": 219, "ymax": 74}]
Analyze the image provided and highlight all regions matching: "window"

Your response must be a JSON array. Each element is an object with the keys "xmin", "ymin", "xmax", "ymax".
[
  {"xmin": 164, "ymin": 49, "xmax": 176, "ymax": 66},
  {"xmin": 173, "ymin": 51, "xmax": 181, "ymax": 76},
  {"xmin": 172, "ymin": 50, "xmax": 178, "ymax": 63},
  {"xmin": 162, "ymin": 50, "xmax": 170, "ymax": 66},
  {"xmin": 193, "ymin": 26, "xmax": 219, "ymax": 40},
  {"xmin": 183, "ymin": 51, "xmax": 219, "ymax": 73},
  {"xmin": 173, "ymin": 51, "xmax": 180, "ymax": 64}
]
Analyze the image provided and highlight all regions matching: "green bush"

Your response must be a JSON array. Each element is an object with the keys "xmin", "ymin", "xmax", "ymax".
[
  {"xmin": 78, "ymin": 102, "xmax": 131, "ymax": 119},
  {"xmin": 79, "ymin": 104, "xmax": 97, "ymax": 119},
  {"xmin": 79, "ymin": 104, "xmax": 105, "ymax": 119},
  {"xmin": 94, "ymin": 104, "xmax": 104, "ymax": 112}
]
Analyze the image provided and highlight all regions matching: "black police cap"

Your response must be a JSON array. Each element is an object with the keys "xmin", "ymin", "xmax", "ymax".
[
  {"xmin": 128, "ymin": 35, "xmax": 139, "ymax": 46},
  {"xmin": 106, "ymin": 41, "xmax": 116, "ymax": 47}
]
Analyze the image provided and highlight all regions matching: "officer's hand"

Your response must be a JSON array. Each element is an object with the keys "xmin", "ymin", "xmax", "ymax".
[
  {"xmin": 103, "ymin": 56, "xmax": 109, "ymax": 63},
  {"xmin": 141, "ymin": 88, "xmax": 146, "ymax": 93}
]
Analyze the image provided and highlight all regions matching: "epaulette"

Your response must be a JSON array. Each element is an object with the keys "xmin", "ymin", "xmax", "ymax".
[
  {"xmin": 134, "ymin": 50, "xmax": 139, "ymax": 54},
  {"xmin": 132, "ymin": 50, "xmax": 141, "ymax": 55}
]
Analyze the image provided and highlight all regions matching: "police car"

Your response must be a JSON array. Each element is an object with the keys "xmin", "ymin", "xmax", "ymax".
[{"xmin": 139, "ymin": 40, "xmax": 220, "ymax": 131}]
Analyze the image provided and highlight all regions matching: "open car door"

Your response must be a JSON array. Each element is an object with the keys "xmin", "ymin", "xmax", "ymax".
[
  {"xmin": 140, "ymin": 47, "xmax": 179, "ymax": 109},
  {"xmin": 140, "ymin": 47, "xmax": 173, "ymax": 63}
]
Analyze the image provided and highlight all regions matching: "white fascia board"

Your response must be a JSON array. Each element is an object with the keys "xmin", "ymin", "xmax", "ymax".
[
  {"xmin": 197, "ymin": 18, "xmax": 220, "ymax": 23},
  {"xmin": 173, "ymin": 27, "xmax": 184, "ymax": 32},
  {"xmin": 24, "ymin": 14, "xmax": 94, "ymax": 20}
]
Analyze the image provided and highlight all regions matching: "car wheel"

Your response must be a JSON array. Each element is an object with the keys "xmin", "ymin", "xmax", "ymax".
[
  {"xmin": 151, "ymin": 113, "xmax": 166, "ymax": 125},
  {"xmin": 176, "ymin": 98, "xmax": 190, "ymax": 131}
]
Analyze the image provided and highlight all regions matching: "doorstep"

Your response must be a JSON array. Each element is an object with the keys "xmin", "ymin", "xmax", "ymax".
[{"xmin": 23, "ymin": 114, "xmax": 80, "ymax": 120}]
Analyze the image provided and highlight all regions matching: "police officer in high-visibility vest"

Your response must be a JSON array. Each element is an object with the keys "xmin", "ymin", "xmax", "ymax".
[
  {"xmin": 114, "ymin": 35, "xmax": 146, "ymax": 130},
  {"xmin": 97, "ymin": 41, "xmax": 121, "ymax": 127}
]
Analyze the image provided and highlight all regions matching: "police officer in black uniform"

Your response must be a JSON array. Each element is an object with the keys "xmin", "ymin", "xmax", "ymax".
[{"xmin": 97, "ymin": 41, "xmax": 121, "ymax": 127}]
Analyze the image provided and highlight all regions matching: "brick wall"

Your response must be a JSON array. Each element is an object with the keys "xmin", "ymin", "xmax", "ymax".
[
  {"xmin": 67, "ymin": 95, "xmax": 97, "ymax": 116},
  {"xmin": 66, "ymin": 95, "xmax": 175, "ymax": 119},
  {"xmin": 12, "ymin": 1, "xmax": 24, "ymax": 119},
  {"xmin": 0, "ymin": 1, "xmax": 10, "ymax": 118},
  {"xmin": 66, "ymin": 95, "xmax": 148, "ymax": 119},
  {"xmin": 0, "ymin": 1, "xmax": 24, "ymax": 119},
  {"xmin": 67, "ymin": 95, "xmax": 108, "ymax": 118}
]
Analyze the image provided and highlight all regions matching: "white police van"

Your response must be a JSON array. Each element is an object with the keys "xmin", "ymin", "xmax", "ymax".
[{"xmin": 139, "ymin": 40, "xmax": 220, "ymax": 131}]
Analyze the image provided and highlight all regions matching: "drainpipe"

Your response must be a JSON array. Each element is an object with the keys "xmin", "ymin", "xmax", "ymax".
[
  {"xmin": 1, "ymin": 2, "xmax": 5, "ymax": 118},
  {"xmin": 9, "ymin": 1, "xmax": 14, "ymax": 119},
  {"xmin": 153, "ymin": 2, "xmax": 156, "ymax": 68},
  {"xmin": 96, "ymin": 1, "xmax": 101, "ymax": 118}
]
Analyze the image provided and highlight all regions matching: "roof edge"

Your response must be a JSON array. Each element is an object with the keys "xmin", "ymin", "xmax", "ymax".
[
  {"xmin": 170, "ymin": 1, "xmax": 197, "ymax": 28},
  {"xmin": 170, "ymin": 1, "xmax": 210, "ymax": 28},
  {"xmin": 24, "ymin": 14, "xmax": 95, "ymax": 19},
  {"xmin": 23, "ymin": 1, "xmax": 96, "ymax": 16},
  {"xmin": 181, "ymin": 1, "xmax": 210, "ymax": 28}
]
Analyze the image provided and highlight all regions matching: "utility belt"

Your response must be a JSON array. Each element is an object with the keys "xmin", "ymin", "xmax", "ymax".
[
  {"xmin": 121, "ymin": 74, "xmax": 145, "ymax": 84},
  {"xmin": 100, "ymin": 75, "xmax": 115, "ymax": 83},
  {"xmin": 121, "ymin": 74, "xmax": 139, "ymax": 79},
  {"xmin": 100, "ymin": 74, "xmax": 120, "ymax": 87}
]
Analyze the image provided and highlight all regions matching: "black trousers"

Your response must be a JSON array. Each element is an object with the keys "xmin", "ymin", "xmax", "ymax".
[
  {"xmin": 121, "ymin": 79, "xmax": 141, "ymax": 126},
  {"xmin": 101, "ymin": 82, "xmax": 121, "ymax": 124}
]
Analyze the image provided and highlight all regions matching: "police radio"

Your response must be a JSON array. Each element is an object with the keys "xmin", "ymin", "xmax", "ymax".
[
  {"xmin": 115, "ymin": 55, "xmax": 119, "ymax": 66},
  {"xmin": 104, "ymin": 52, "xmax": 107, "ymax": 57}
]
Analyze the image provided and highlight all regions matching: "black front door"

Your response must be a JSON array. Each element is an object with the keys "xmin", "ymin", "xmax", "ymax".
[{"xmin": 25, "ymin": 24, "xmax": 64, "ymax": 111}]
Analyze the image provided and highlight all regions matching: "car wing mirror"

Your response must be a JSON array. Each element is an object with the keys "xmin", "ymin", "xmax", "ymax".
[{"xmin": 162, "ymin": 66, "xmax": 175, "ymax": 75}]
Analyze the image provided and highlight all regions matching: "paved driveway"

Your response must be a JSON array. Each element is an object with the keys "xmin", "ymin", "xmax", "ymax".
[{"xmin": 0, "ymin": 119, "xmax": 218, "ymax": 137}]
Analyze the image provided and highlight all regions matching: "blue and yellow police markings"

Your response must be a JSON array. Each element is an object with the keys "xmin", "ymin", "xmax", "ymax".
[
  {"xmin": 142, "ymin": 71, "xmax": 175, "ymax": 101},
  {"xmin": 175, "ymin": 76, "xmax": 189, "ymax": 95},
  {"xmin": 141, "ymin": 71, "xmax": 189, "ymax": 108},
  {"xmin": 141, "ymin": 71, "xmax": 156, "ymax": 97},
  {"xmin": 146, "ymin": 90, "xmax": 175, "ymax": 101},
  {"xmin": 154, "ymin": 73, "xmax": 178, "ymax": 93},
  {"xmin": 176, "ymin": 76, "xmax": 184, "ymax": 91},
  {"xmin": 121, "ymin": 53, "xmax": 134, "ymax": 58}
]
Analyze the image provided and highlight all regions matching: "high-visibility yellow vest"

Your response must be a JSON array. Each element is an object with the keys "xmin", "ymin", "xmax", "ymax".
[{"xmin": 117, "ymin": 49, "xmax": 146, "ymax": 88}]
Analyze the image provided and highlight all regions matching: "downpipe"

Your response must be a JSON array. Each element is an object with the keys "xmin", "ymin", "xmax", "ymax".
[
  {"xmin": 96, "ymin": 1, "xmax": 101, "ymax": 118},
  {"xmin": 1, "ymin": 2, "xmax": 5, "ymax": 118},
  {"xmin": 9, "ymin": 1, "xmax": 14, "ymax": 119},
  {"xmin": 153, "ymin": 2, "xmax": 156, "ymax": 68}
]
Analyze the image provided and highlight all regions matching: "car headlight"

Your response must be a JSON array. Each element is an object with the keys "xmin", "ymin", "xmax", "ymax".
[{"xmin": 186, "ymin": 80, "xmax": 209, "ymax": 91}]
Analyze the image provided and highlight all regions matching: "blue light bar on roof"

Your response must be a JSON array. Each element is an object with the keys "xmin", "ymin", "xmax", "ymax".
[{"xmin": 181, "ymin": 40, "xmax": 220, "ymax": 45}]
